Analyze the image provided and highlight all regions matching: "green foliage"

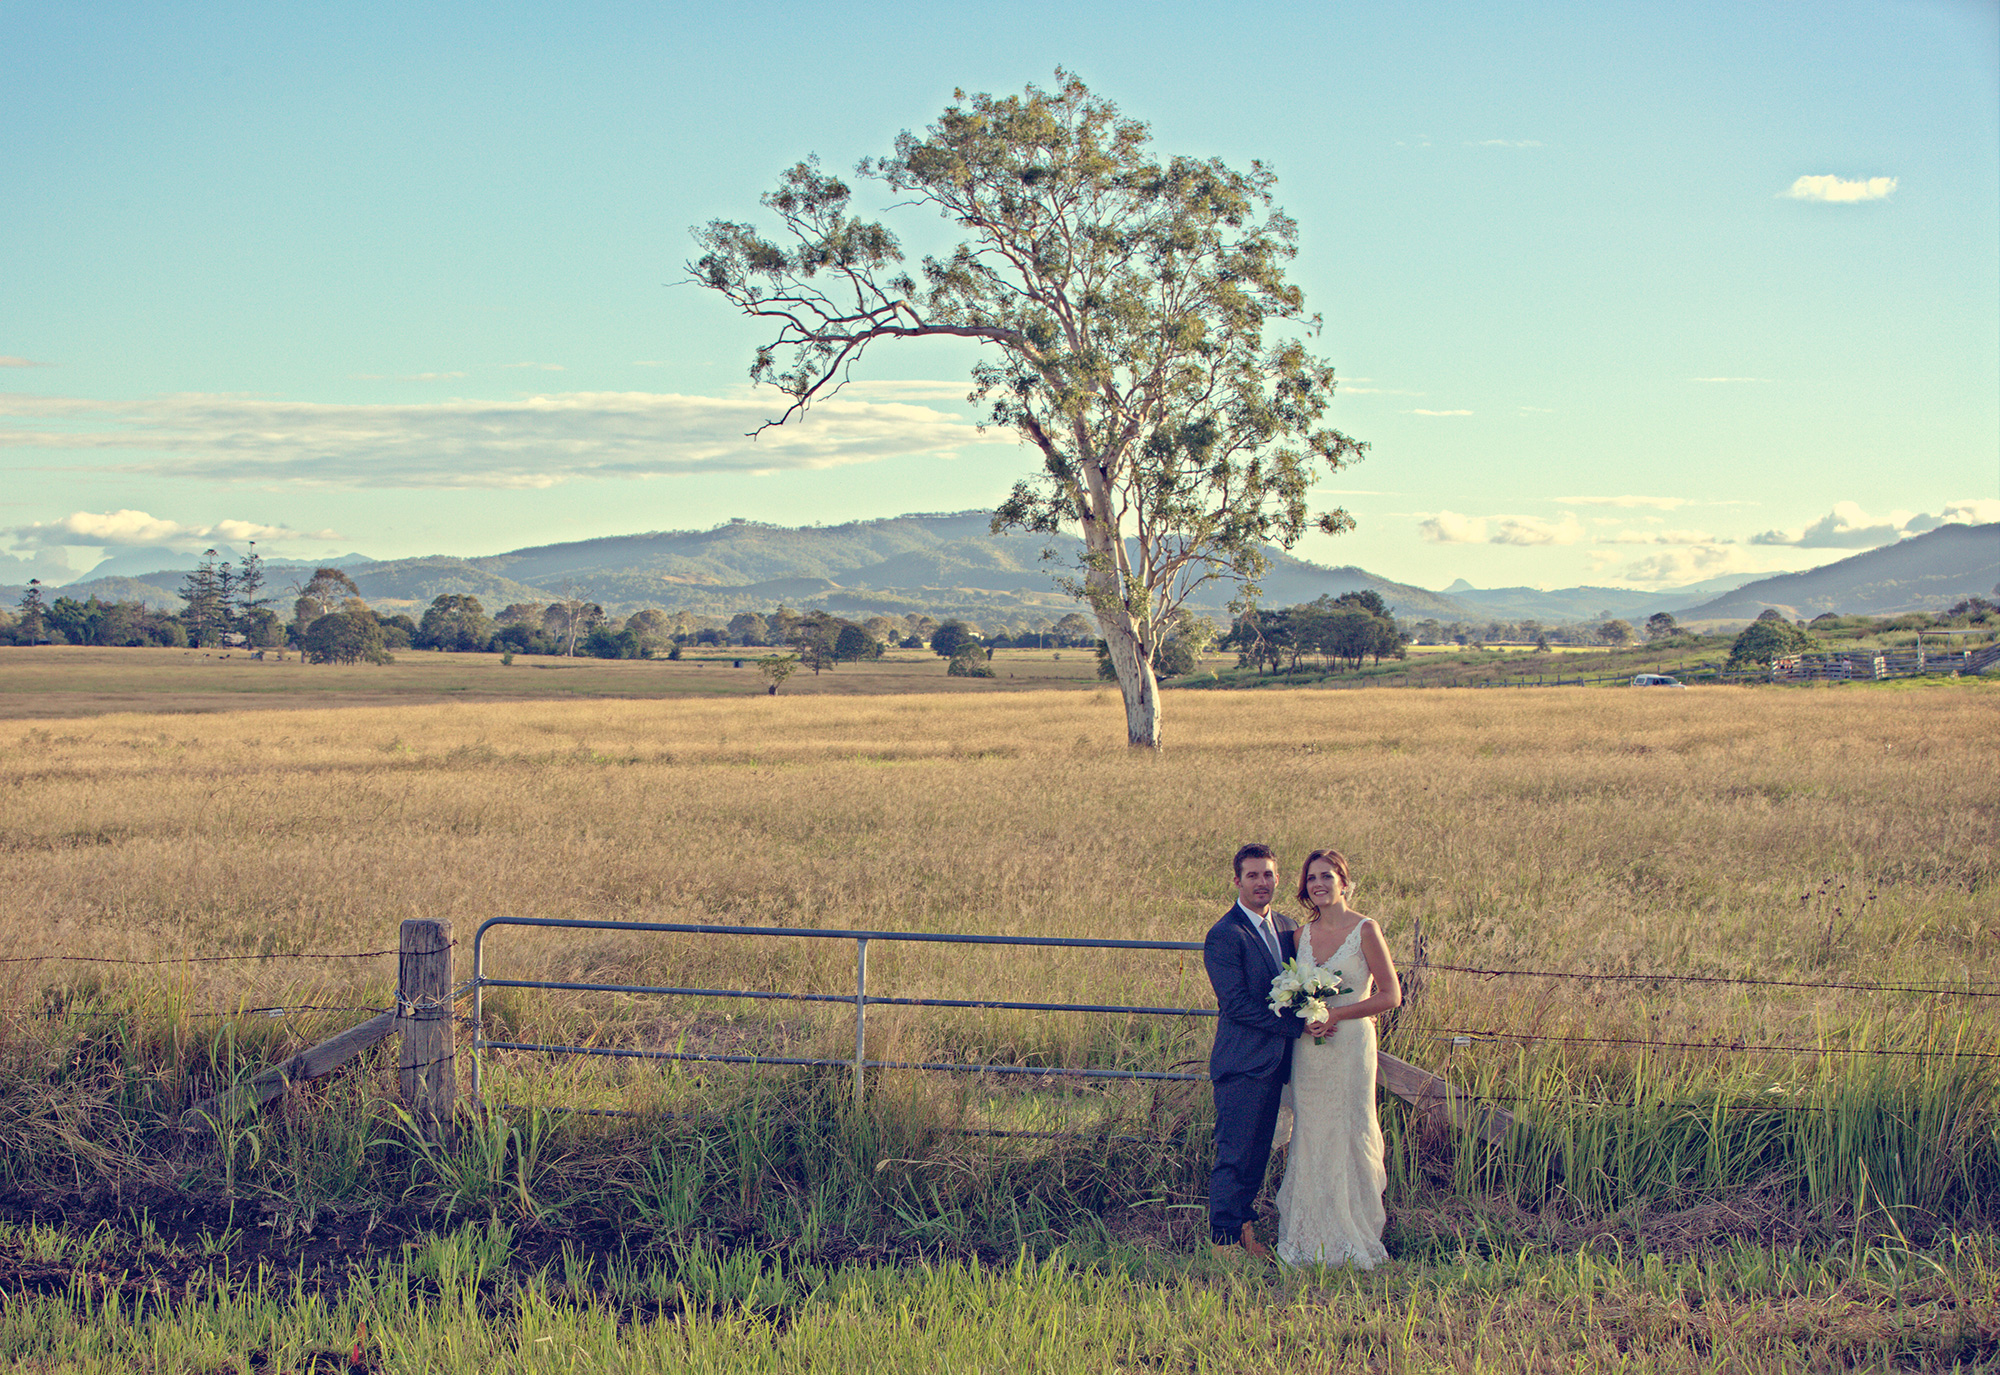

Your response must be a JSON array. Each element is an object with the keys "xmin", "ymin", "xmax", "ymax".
[
  {"xmin": 289, "ymin": 567, "xmax": 363, "ymax": 642},
  {"xmin": 302, "ymin": 606, "xmax": 392, "ymax": 665},
  {"xmin": 947, "ymin": 643, "xmax": 995, "ymax": 678},
  {"xmin": 1221, "ymin": 595, "xmax": 1403, "ymax": 673},
  {"xmin": 834, "ymin": 622, "xmax": 880, "ymax": 662},
  {"xmin": 929, "ymin": 620, "xmax": 973, "ymax": 659},
  {"xmin": 1153, "ymin": 636, "xmax": 1198, "ymax": 678},
  {"xmin": 1730, "ymin": 618, "xmax": 1814, "ymax": 666},
  {"xmin": 178, "ymin": 549, "xmax": 230, "ymax": 648},
  {"xmin": 16, "ymin": 577, "xmax": 47, "ymax": 642},
  {"xmin": 417, "ymin": 595, "xmax": 495, "ymax": 652},
  {"xmin": 583, "ymin": 624, "xmax": 643, "ymax": 659},
  {"xmin": 755, "ymin": 652, "xmax": 799, "ymax": 693},
  {"xmin": 29, "ymin": 595, "xmax": 185, "ymax": 648}
]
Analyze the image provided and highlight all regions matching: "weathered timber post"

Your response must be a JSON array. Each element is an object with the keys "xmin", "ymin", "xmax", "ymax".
[{"xmin": 398, "ymin": 918, "xmax": 454, "ymax": 1141}]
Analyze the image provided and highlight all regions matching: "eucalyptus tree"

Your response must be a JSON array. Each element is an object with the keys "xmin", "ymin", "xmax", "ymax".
[
  {"xmin": 690, "ymin": 72, "xmax": 1365, "ymax": 747},
  {"xmin": 290, "ymin": 567, "xmax": 363, "ymax": 648}
]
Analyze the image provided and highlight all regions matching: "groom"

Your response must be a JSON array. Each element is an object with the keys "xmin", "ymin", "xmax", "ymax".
[{"xmin": 1203, "ymin": 843, "xmax": 1307, "ymax": 1259}]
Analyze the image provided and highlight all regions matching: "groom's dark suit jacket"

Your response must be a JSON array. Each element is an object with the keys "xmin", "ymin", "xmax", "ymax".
[{"xmin": 1203, "ymin": 902, "xmax": 1304, "ymax": 1082}]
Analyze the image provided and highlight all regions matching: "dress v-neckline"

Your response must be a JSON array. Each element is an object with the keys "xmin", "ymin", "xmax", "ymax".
[{"xmin": 1304, "ymin": 917, "xmax": 1364, "ymax": 967}]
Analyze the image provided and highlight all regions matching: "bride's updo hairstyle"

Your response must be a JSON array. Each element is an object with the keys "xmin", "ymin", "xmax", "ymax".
[{"xmin": 1297, "ymin": 849, "xmax": 1352, "ymax": 913}]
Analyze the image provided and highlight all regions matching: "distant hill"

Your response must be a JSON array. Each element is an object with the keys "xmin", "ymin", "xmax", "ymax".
[
  {"xmin": 1678, "ymin": 523, "xmax": 1999, "ymax": 620},
  {"xmin": 26, "ymin": 512, "xmax": 1986, "ymax": 629},
  {"xmin": 352, "ymin": 512, "xmax": 1488, "ymax": 621},
  {"xmin": 1441, "ymin": 575, "xmax": 1765, "ymax": 624}
]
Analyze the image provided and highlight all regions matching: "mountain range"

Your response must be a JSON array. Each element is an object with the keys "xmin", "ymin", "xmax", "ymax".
[{"xmin": 9, "ymin": 514, "xmax": 1993, "ymax": 629}]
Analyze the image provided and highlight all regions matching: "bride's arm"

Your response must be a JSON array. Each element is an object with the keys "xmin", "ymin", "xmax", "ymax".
[{"xmin": 1328, "ymin": 919, "xmax": 1402, "ymax": 1024}]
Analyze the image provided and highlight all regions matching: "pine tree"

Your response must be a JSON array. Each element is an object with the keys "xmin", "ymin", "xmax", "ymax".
[
  {"xmin": 235, "ymin": 544, "xmax": 270, "ymax": 640},
  {"xmin": 18, "ymin": 579, "xmax": 47, "ymax": 644},
  {"xmin": 179, "ymin": 551, "xmax": 224, "ymax": 647}
]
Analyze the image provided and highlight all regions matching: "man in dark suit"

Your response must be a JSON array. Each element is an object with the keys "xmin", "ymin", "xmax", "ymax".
[{"xmin": 1203, "ymin": 842, "xmax": 1306, "ymax": 1258}]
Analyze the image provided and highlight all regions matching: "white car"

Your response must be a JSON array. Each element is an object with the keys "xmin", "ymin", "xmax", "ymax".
[{"xmin": 1631, "ymin": 673, "xmax": 1685, "ymax": 688}]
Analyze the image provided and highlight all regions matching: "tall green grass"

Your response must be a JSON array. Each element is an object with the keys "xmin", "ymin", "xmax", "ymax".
[
  {"xmin": 2, "ymin": 1221, "xmax": 1993, "ymax": 1373},
  {"xmin": 2, "ymin": 979, "xmax": 1993, "ymax": 1262}
]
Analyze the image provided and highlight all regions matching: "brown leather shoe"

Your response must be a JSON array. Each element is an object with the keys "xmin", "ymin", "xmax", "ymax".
[{"xmin": 1238, "ymin": 1222, "xmax": 1273, "ymax": 1259}]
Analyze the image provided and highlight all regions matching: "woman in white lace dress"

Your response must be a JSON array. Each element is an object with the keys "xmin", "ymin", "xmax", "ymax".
[{"xmin": 1275, "ymin": 849, "xmax": 1402, "ymax": 1268}]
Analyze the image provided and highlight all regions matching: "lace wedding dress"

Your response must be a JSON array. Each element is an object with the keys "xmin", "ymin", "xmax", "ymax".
[{"xmin": 1274, "ymin": 919, "xmax": 1389, "ymax": 1268}]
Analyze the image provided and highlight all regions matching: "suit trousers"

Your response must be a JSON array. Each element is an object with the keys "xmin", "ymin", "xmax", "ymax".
[{"xmin": 1208, "ymin": 1070, "xmax": 1286, "ymax": 1243}]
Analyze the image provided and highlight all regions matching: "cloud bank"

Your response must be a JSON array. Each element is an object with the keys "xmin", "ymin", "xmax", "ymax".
[
  {"xmin": 7, "ymin": 509, "xmax": 339, "ymax": 551},
  {"xmin": 1781, "ymin": 175, "xmax": 1896, "ymax": 203},
  {"xmin": 1557, "ymin": 495, "xmax": 1689, "ymax": 510},
  {"xmin": 1610, "ymin": 544, "xmax": 1764, "ymax": 585},
  {"xmin": 1417, "ymin": 511, "xmax": 1584, "ymax": 546},
  {"xmin": 1751, "ymin": 499, "xmax": 1999, "ymax": 548},
  {"xmin": 0, "ymin": 390, "xmax": 1006, "ymax": 490}
]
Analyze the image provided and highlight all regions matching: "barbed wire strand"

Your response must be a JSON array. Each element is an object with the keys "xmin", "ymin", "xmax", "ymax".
[
  {"xmin": 1420, "ymin": 961, "xmax": 2000, "ymax": 997},
  {"xmin": 0, "ymin": 947, "xmax": 422, "ymax": 967},
  {"xmin": 1428, "ymin": 1027, "xmax": 2000, "ymax": 1060}
]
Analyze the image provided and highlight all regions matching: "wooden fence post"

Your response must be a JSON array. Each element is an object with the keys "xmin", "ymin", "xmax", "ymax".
[{"xmin": 398, "ymin": 918, "xmax": 454, "ymax": 1141}]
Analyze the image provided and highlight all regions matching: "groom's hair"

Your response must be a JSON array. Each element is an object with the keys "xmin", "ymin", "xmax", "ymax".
[{"xmin": 1232, "ymin": 843, "xmax": 1275, "ymax": 878}]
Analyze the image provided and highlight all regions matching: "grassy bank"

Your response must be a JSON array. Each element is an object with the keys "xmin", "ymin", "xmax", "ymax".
[{"xmin": 3, "ymin": 1219, "xmax": 1994, "ymax": 1373}]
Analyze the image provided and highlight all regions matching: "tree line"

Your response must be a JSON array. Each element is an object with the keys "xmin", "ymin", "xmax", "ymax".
[
  {"xmin": 10, "ymin": 561, "xmax": 1991, "ymax": 678},
  {"xmin": 1218, "ymin": 592, "xmax": 1407, "ymax": 675}
]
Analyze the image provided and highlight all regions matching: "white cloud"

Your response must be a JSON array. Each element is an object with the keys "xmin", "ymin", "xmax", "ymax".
[
  {"xmin": 1339, "ymin": 383, "xmax": 1422, "ymax": 396},
  {"xmin": 1, "ymin": 356, "xmax": 52, "ymax": 368},
  {"xmin": 1556, "ymin": 495, "xmax": 1689, "ymax": 510},
  {"xmin": 502, "ymin": 361, "xmax": 567, "ymax": 371},
  {"xmin": 1751, "ymin": 499, "xmax": 1998, "ymax": 548},
  {"xmin": 1753, "ymin": 501, "xmax": 1904, "ymax": 547},
  {"xmin": 1409, "ymin": 408, "xmax": 1473, "ymax": 416},
  {"xmin": 1602, "ymin": 528, "xmax": 1726, "ymax": 546},
  {"xmin": 1753, "ymin": 500, "xmax": 1910, "ymax": 548},
  {"xmin": 7, "ymin": 509, "xmax": 339, "ymax": 550},
  {"xmin": 0, "ymin": 547, "xmax": 75, "ymax": 579},
  {"xmin": 1780, "ymin": 175, "xmax": 1897, "ymax": 203},
  {"xmin": 1615, "ymin": 544, "xmax": 1766, "ymax": 585},
  {"xmin": 0, "ymin": 390, "xmax": 1012, "ymax": 490},
  {"xmin": 1491, "ymin": 513, "xmax": 1585, "ymax": 546},
  {"xmin": 350, "ymin": 370, "xmax": 468, "ymax": 381},
  {"xmin": 1416, "ymin": 511, "xmax": 1584, "ymax": 546},
  {"xmin": 1418, "ymin": 511, "xmax": 1487, "ymax": 543},
  {"xmin": 1904, "ymin": 498, "xmax": 2000, "ymax": 532}
]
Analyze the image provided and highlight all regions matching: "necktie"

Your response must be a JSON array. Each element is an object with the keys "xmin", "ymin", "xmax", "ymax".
[{"xmin": 1259, "ymin": 917, "xmax": 1282, "ymax": 965}]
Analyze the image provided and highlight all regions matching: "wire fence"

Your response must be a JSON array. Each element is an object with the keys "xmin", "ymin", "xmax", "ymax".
[{"xmin": 10, "ymin": 930, "xmax": 1998, "ymax": 1135}]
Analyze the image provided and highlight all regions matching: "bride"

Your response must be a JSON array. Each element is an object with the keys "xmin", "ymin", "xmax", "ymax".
[{"xmin": 1276, "ymin": 848, "xmax": 1401, "ymax": 1268}]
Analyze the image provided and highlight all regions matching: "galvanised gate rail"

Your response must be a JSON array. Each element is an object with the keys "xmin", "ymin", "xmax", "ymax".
[{"xmin": 470, "ymin": 916, "xmax": 1217, "ymax": 1110}]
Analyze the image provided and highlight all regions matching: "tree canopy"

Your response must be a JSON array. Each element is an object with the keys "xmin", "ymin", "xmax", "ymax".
[{"xmin": 690, "ymin": 72, "xmax": 1365, "ymax": 747}]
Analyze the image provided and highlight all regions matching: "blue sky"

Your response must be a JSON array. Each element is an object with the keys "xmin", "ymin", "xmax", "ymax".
[{"xmin": 3, "ymin": 0, "xmax": 1995, "ymax": 593}]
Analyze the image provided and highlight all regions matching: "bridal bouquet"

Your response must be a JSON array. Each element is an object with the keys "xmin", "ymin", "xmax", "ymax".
[{"xmin": 1268, "ymin": 960, "xmax": 1352, "ymax": 1045}]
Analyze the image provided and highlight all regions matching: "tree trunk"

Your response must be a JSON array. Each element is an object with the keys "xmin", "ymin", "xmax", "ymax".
[{"xmin": 1096, "ymin": 613, "xmax": 1161, "ymax": 747}]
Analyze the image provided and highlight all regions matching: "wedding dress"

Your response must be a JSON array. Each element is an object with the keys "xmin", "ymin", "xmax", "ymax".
[{"xmin": 1274, "ymin": 918, "xmax": 1389, "ymax": 1268}]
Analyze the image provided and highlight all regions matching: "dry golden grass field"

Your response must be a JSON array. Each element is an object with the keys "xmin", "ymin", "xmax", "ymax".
[
  {"xmin": 3, "ymin": 653, "xmax": 1997, "ymax": 1372},
  {"xmin": 0, "ymin": 644, "xmax": 1109, "ymax": 719},
  {"xmin": 5, "ymin": 654, "xmax": 1993, "ymax": 1085}
]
